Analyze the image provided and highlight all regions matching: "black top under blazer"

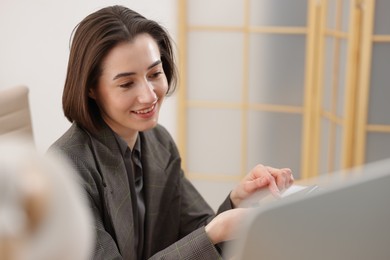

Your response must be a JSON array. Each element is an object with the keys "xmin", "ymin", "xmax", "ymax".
[{"xmin": 49, "ymin": 123, "xmax": 233, "ymax": 259}]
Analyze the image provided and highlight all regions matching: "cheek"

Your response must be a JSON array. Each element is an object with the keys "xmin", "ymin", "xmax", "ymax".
[
  {"xmin": 156, "ymin": 80, "xmax": 169, "ymax": 97},
  {"xmin": 97, "ymin": 93, "xmax": 127, "ymax": 114},
  {"xmin": 111, "ymin": 95, "xmax": 134, "ymax": 112}
]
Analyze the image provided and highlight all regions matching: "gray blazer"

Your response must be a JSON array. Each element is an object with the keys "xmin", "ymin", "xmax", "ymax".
[{"xmin": 49, "ymin": 123, "xmax": 232, "ymax": 259}]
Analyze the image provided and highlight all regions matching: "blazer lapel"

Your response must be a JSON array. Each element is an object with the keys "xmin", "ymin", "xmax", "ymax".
[
  {"xmin": 90, "ymin": 125, "xmax": 137, "ymax": 259},
  {"xmin": 140, "ymin": 130, "xmax": 172, "ymax": 256}
]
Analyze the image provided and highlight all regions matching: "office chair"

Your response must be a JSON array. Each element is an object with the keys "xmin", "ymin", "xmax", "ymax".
[{"xmin": 0, "ymin": 85, "xmax": 34, "ymax": 141}]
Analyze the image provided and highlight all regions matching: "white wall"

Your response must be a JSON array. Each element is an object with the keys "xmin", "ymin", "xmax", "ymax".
[{"xmin": 0, "ymin": 0, "xmax": 178, "ymax": 153}]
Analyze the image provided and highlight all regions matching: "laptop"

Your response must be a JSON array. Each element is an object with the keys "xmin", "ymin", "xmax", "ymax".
[{"xmin": 225, "ymin": 158, "xmax": 390, "ymax": 260}]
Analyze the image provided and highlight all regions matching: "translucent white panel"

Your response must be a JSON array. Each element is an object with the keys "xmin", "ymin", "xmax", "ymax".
[
  {"xmin": 333, "ymin": 124, "xmax": 343, "ymax": 171},
  {"xmin": 250, "ymin": 0, "xmax": 307, "ymax": 27},
  {"xmin": 373, "ymin": 0, "xmax": 390, "ymax": 34},
  {"xmin": 340, "ymin": 0, "xmax": 350, "ymax": 32},
  {"xmin": 190, "ymin": 180, "xmax": 236, "ymax": 211},
  {"xmin": 327, "ymin": 0, "xmax": 350, "ymax": 31},
  {"xmin": 187, "ymin": 0, "xmax": 244, "ymax": 27},
  {"xmin": 187, "ymin": 31, "xmax": 243, "ymax": 102},
  {"xmin": 336, "ymin": 39, "xmax": 347, "ymax": 117},
  {"xmin": 248, "ymin": 34, "xmax": 306, "ymax": 106},
  {"xmin": 319, "ymin": 118, "xmax": 331, "ymax": 175},
  {"xmin": 322, "ymin": 36, "xmax": 335, "ymax": 112},
  {"xmin": 366, "ymin": 132, "xmax": 390, "ymax": 164},
  {"xmin": 247, "ymin": 111, "xmax": 302, "ymax": 179},
  {"xmin": 326, "ymin": 0, "xmax": 337, "ymax": 29},
  {"xmin": 187, "ymin": 108, "xmax": 241, "ymax": 175},
  {"xmin": 368, "ymin": 43, "xmax": 390, "ymax": 125}
]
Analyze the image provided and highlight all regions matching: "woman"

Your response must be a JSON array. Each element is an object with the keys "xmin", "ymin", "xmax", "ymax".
[{"xmin": 49, "ymin": 5, "xmax": 293, "ymax": 259}]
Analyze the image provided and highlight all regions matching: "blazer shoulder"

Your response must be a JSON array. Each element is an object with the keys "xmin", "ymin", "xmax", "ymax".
[{"xmin": 49, "ymin": 123, "xmax": 92, "ymax": 156}]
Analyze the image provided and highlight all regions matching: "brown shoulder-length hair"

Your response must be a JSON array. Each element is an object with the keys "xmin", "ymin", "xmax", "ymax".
[{"xmin": 62, "ymin": 5, "xmax": 177, "ymax": 135}]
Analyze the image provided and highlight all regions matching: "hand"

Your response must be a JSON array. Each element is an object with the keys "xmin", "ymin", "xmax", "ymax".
[
  {"xmin": 230, "ymin": 164, "xmax": 294, "ymax": 208},
  {"xmin": 205, "ymin": 208, "xmax": 251, "ymax": 244}
]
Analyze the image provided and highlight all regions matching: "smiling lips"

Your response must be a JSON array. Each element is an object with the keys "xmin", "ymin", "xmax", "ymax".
[{"xmin": 132, "ymin": 100, "xmax": 158, "ymax": 115}]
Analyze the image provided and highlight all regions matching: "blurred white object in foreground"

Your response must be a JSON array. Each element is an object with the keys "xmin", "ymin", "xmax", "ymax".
[{"xmin": 0, "ymin": 138, "xmax": 94, "ymax": 260}]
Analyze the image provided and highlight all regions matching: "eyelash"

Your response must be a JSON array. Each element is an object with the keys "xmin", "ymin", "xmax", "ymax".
[
  {"xmin": 119, "ymin": 82, "xmax": 134, "ymax": 88},
  {"xmin": 118, "ymin": 71, "xmax": 163, "ymax": 88},
  {"xmin": 149, "ymin": 71, "xmax": 163, "ymax": 79}
]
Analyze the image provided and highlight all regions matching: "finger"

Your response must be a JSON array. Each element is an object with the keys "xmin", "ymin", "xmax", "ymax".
[
  {"xmin": 275, "ymin": 175, "xmax": 286, "ymax": 191},
  {"xmin": 256, "ymin": 175, "xmax": 280, "ymax": 198},
  {"xmin": 267, "ymin": 166, "xmax": 290, "ymax": 176},
  {"xmin": 267, "ymin": 177, "xmax": 281, "ymax": 198},
  {"xmin": 283, "ymin": 168, "xmax": 294, "ymax": 188},
  {"xmin": 267, "ymin": 167, "xmax": 287, "ymax": 190},
  {"xmin": 243, "ymin": 178, "xmax": 268, "ymax": 194},
  {"xmin": 248, "ymin": 164, "xmax": 268, "ymax": 180},
  {"xmin": 268, "ymin": 167, "xmax": 294, "ymax": 190},
  {"xmin": 280, "ymin": 168, "xmax": 294, "ymax": 188}
]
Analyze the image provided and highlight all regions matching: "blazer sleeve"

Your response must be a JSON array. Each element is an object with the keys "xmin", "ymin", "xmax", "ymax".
[
  {"xmin": 149, "ymin": 227, "xmax": 221, "ymax": 260},
  {"xmin": 148, "ymin": 170, "xmax": 222, "ymax": 260},
  {"xmin": 143, "ymin": 125, "xmax": 229, "ymax": 259},
  {"xmin": 217, "ymin": 193, "xmax": 234, "ymax": 214},
  {"xmin": 146, "ymin": 176, "xmax": 233, "ymax": 260}
]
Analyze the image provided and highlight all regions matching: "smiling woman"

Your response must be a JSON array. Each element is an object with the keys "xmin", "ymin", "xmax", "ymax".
[
  {"xmin": 48, "ymin": 5, "xmax": 294, "ymax": 260},
  {"xmin": 88, "ymin": 35, "xmax": 168, "ymax": 148}
]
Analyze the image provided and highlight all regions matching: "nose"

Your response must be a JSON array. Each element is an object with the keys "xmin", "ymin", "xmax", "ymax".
[{"xmin": 137, "ymin": 80, "xmax": 157, "ymax": 104}]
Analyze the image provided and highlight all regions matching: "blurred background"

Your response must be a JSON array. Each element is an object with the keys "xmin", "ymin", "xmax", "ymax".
[{"xmin": 1, "ymin": 0, "xmax": 390, "ymax": 210}]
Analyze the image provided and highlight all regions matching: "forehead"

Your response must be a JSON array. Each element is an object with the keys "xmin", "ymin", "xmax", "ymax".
[{"xmin": 101, "ymin": 34, "xmax": 161, "ymax": 74}]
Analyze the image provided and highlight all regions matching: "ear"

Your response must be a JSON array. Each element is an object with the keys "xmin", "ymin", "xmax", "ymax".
[{"xmin": 88, "ymin": 88, "xmax": 96, "ymax": 100}]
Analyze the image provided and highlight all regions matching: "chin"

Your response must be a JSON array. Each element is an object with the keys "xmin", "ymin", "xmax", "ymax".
[{"xmin": 138, "ymin": 120, "xmax": 159, "ymax": 132}]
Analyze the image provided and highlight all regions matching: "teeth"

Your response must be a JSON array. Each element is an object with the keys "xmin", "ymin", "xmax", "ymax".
[{"xmin": 134, "ymin": 104, "xmax": 155, "ymax": 114}]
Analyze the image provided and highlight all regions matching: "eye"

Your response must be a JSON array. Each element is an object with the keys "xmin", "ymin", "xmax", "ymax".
[
  {"xmin": 149, "ymin": 71, "xmax": 163, "ymax": 79},
  {"xmin": 119, "ymin": 82, "xmax": 134, "ymax": 88}
]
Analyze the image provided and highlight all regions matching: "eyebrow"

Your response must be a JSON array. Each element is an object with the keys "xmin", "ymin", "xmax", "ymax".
[{"xmin": 112, "ymin": 60, "xmax": 162, "ymax": 80}]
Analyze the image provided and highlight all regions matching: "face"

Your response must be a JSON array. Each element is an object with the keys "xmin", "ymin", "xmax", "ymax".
[{"xmin": 89, "ymin": 33, "xmax": 168, "ymax": 142}]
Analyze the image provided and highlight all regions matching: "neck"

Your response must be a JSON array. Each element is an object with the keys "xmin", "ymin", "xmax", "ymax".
[{"xmin": 124, "ymin": 132, "xmax": 138, "ymax": 150}]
